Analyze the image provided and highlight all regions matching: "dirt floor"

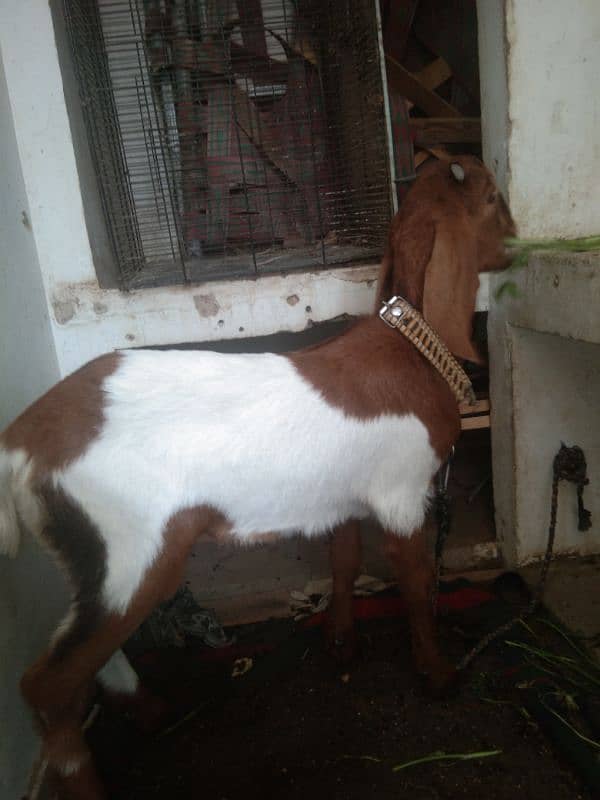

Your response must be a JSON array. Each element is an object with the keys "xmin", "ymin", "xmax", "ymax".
[{"xmin": 88, "ymin": 580, "xmax": 599, "ymax": 800}]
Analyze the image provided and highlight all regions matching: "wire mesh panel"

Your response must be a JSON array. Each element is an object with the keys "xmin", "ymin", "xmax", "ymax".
[{"xmin": 64, "ymin": 0, "xmax": 394, "ymax": 287}]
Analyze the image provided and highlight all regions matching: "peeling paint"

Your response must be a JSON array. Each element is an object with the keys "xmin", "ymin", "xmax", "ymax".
[
  {"xmin": 21, "ymin": 210, "xmax": 31, "ymax": 230},
  {"xmin": 194, "ymin": 293, "xmax": 220, "ymax": 317},
  {"xmin": 286, "ymin": 294, "xmax": 300, "ymax": 306},
  {"xmin": 52, "ymin": 298, "xmax": 77, "ymax": 324}
]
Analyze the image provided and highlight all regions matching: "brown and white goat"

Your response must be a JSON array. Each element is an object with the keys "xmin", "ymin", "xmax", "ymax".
[{"xmin": 0, "ymin": 155, "xmax": 514, "ymax": 799}]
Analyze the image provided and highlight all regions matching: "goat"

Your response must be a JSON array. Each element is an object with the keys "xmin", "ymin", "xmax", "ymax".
[{"xmin": 0, "ymin": 155, "xmax": 515, "ymax": 799}]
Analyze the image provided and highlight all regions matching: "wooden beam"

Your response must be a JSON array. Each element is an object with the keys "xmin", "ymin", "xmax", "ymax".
[
  {"xmin": 460, "ymin": 398, "xmax": 491, "ymax": 431},
  {"xmin": 409, "ymin": 117, "xmax": 481, "ymax": 146},
  {"xmin": 385, "ymin": 54, "xmax": 461, "ymax": 118},
  {"xmin": 461, "ymin": 415, "xmax": 490, "ymax": 431},
  {"xmin": 414, "ymin": 57, "xmax": 452, "ymax": 92},
  {"xmin": 414, "ymin": 146, "xmax": 448, "ymax": 167},
  {"xmin": 459, "ymin": 399, "xmax": 490, "ymax": 415},
  {"xmin": 382, "ymin": 0, "xmax": 420, "ymax": 62}
]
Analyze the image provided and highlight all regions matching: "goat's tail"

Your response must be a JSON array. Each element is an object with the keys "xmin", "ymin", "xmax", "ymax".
[{"xmin": 0, "ymin": 449, "xmax": 22, "ymax": 558}]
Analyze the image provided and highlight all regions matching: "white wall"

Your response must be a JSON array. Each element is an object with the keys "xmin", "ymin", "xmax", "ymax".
[
  {"xmin": 479, "ymin": 1, "xmax": 600, "ymax": 565},
  {"xmin": 477, "ymin": 0, "xmax": 510, "ymax": 196},
  {"xmin": 488, "ymin": 252, "xmax": 600, "ymax": 565},
  {"xmin": 0, "ymin": 52, "xmax": 60, "ymax": 424},
  {"xmin": 480, "ymin": 0, "xmax": 600, "ymax": 237},
  {"xmin": 0, "ymin": 45, "xmax": 69, "ymax": 800}
]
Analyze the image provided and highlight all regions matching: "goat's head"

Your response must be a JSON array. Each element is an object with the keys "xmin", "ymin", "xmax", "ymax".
[{"xmin": 376, "ymin": 155, "xmax": 516, "ymax": 363}]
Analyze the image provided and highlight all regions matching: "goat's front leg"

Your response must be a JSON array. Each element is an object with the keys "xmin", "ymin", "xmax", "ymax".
[
  {"xmin": 325, "ymin": 519, "xmax": 362, "ymax": 662},
  {"xmin": 384, "ymin": 526, "xmax": 456, "ymax": 694}
]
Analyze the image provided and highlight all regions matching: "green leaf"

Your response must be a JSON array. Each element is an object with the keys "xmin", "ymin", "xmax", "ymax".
[
  {"xmin": 392, "ymin": 749, "xmax": 502, "ymax": 772},
  {"xmin": 494, "ymin": 281, "xmax": 519, "ymax": 301}
]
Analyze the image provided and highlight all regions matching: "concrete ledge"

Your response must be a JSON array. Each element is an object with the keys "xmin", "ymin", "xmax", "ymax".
[{"xmin": 489, "ymin": 252, "xmax": 600, "ymax": 566}]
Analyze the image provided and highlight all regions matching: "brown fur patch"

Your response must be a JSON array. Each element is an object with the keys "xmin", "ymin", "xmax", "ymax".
[
  {"xmin": 288, "ymin": 316, "xmax": 460, "ymax": 460},
  {"xmin": 21, "ymin": 504, "xmax": 228, "ymax": 716},
  {"xmin": 21, "ymin": 503, "xmax": 229, "ymax": 798},
  {"xmin": 41, "ymin": 484, "xmax": 107, "ymax": 663},
  {"xmin": 2, "ymin": 352, "xmax": 121, "ymax": 474}
]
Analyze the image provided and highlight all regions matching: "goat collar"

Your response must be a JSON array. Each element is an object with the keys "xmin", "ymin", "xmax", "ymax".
[{"xmin": 379, "ymin": 296, "xmax": 476, "ymax": 405}]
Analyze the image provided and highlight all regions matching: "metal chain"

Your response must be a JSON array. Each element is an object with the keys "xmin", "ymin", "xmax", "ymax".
[{"xmin": 433, "ymin": 444, "xmax": 592, "ymax": 672}]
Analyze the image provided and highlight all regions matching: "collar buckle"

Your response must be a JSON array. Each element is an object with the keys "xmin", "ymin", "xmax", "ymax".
[{"xmin": 379, "ymin": 295, "xmax": 405, "ymax": 328}]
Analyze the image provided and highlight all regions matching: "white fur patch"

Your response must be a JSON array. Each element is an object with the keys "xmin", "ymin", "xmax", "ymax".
[
  {"xmin": 97, "ymin": 649, "xmax": 139, "ymax": 695},
  {"xmin": 55, "ymin": 754, "xmax": 88, "ymax": 778},
  {"xmin": 55, "ymin": 349, "xmax": 439, "ymax": 613}
]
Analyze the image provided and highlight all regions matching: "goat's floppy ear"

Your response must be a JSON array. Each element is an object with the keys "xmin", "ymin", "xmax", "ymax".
[
  {"xmin": 422, "ymin": 217, "xmax": 483, "ymax": 364},
  {"xmin": 375, "ymin": 219, "xmax": 436, "ymax": 310},
  {"xmin": 374, "ymin": 241, "xmax": 394, "ymax": 310}
]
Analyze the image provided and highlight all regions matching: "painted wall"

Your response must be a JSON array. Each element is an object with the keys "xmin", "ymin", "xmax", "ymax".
[
  {"xmin": 488, "ymin": 252, "xmax": 600, "ymax": 565},
  {"xmin": 507, "ymin": 0, "xmax": 600, "ymax": 237},
  {"xmin": 0, "ymin": 46, "xmax": 69, "ymax": 800},
  {"xmin": 479, "ymin": 0, "xmax": 600, "ymax": 237},
  {"xmin": 0, "ymin": 56, "xmax": 60, "ymax": 424},
  {"xmin": 478, "ymin": 1, "xmax": 600, "ymax": 564},
  {"xmin": 477, "ymin": 0, "xmax": 510, "ymax": 196}
]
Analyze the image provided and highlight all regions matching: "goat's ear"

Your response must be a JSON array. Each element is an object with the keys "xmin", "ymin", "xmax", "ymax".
[
  {"xmin": 375, "ymin": 219, "xmax": 436, "ymax": 311},
  {"xmin": 374, "ymin": 242, "xmax": 394, "ymax": 310},
  {"xmin": 422, "ymin": 217, "xmax": 483, "ymax": 364}
]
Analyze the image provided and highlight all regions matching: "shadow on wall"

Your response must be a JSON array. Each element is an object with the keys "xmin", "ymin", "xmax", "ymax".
[
  {"xmin": 0, "ymin": 532, "xmax": 70, "ymax": 797},
  {"xmin": 148, "ymin": 316, "xmax": 354, "ymax": 354}
]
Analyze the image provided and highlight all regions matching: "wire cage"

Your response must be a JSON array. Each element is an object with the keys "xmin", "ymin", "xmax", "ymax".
[{"xmin": 64, "ymin": 0, "xmax": 395, "ymax": 287}]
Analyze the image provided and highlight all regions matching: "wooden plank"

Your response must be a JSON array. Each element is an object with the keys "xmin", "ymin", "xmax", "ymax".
[
  {"xmin": 414, "ymin": 146, "xmax": 449, "ymax": 168},
  {"xmin": 460, "ymin": 399, "xmax": 490, "ymax": 416},
  {"xmin": 385, "ymin": 55, "xmax": 461, "ymax": 118},
  {"xmin": 413, "ymin": 0, "xmax": 480, "ymax": 104},
  {"xmin": 382, "ymin": 0, "xmax": 420, "ymax": 62},
  {"xmin": 414, "ymin": 57, "xmax": 452, "ymax": 92},
  {"xmin": 409, "ymin": 117, "xmax": 481, "ymax": 146},
  {"xmin": 228, "ymin": 41, "xmax": 288, "ymax": 83},
  {"xmin": 235, "ymin": 0, "xmax": 273, "ymax": 88},
  {"xmin": 232, "ymin": 87, "xmax": 299, "ymax": 188},
  {"xmin": 461, "ymin": 415, "xmax": 490, "ymax": 431},
  {"xmin": 206, "ymin": 83, "xmax": 233, "ymax": 248}
]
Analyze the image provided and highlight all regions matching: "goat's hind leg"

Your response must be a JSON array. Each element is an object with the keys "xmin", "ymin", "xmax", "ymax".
[
  {"xmin": 22, "ymin": 578, "xmax": 187, "ymax": 798},
  {"xmin": 22, "ymin": 618, "xmax": 121, "ymax": 800},
  {"xmin": 97, "ymin": 650, "xmax": 171, "ymax": 733},
  {"xmin": 325, "ymin": 519, "xmax": 362, "ymax": 662},
  {"xmin": 21, "ymin": 505, "xmax": 206, "ymax": 798}
]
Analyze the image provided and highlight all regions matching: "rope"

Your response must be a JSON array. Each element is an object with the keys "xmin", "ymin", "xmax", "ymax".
[{"xmin": 433, "ymin": 444, "xmax": 592, "ymax": 672}]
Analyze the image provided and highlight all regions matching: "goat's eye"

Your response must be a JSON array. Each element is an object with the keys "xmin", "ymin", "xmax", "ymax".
[{"xmin": 488, "ymin": 192, "xmax": 497, "ymax": 204}]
